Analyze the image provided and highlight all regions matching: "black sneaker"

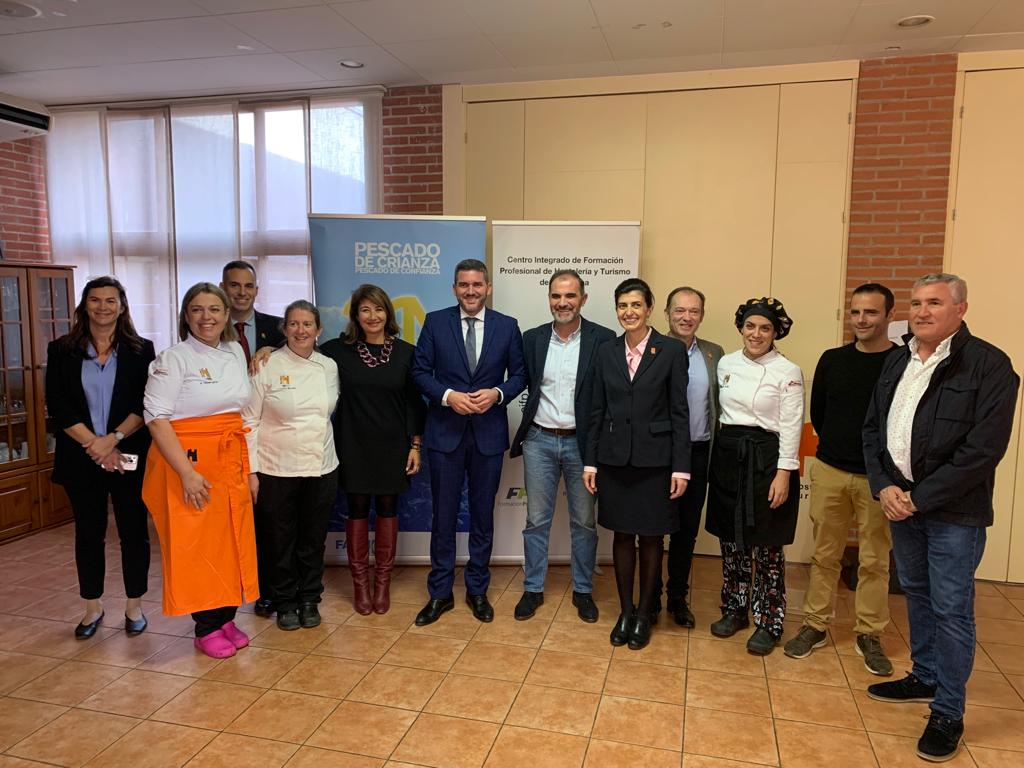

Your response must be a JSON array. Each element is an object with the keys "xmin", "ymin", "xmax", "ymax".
[
  {"xmin": 298, "ymin": 603, "xmax": 321, "ymax": 628},
  {"xmin": 867, "ymin": 673, "xmax": 936, "ymax": 703},
  {"xmin": 710, "ymin": 611, "xmax": 749, "ymax": 638},
  {"xmin": 514, "ymin": 591, "xmax": 544, "ymax": 620},
  {"xmin": 917, "ymin": 713, "xmax": 964, "ymax": 762},
  {"xmin": 572, "ymin": 592, "xmax": 599, "ymax": 623},
  {"xmin": 666, "ymin": 598, "xmax": 695, "ymax": 628}
]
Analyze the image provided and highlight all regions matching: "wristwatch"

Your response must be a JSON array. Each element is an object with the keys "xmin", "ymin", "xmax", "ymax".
[{"xmin": 114, "ymin": 430, "xmax": 125, "ymax": 443}]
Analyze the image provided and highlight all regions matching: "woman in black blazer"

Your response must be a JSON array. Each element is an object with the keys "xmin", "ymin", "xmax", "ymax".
[
  {"xmin": 45, "ymin": 276, "xmax": 155, "ymax": 638},
  {"xmin": 583, "ymin": 278, "xmax": 690, "ymax": 650}
]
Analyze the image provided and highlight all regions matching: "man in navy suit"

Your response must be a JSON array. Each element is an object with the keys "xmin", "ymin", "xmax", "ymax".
[
  {"xmin": 509, "ymin": 270, "xmax": 615, "ymax": 623},
  {"xmin": 412, "ymin": 258, "xmax": 527, "ymax": 625}
]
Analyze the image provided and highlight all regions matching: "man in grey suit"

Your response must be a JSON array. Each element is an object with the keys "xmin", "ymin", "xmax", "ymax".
[
  {"xmin": 658, "ymin": 286, "xmax": 724, "ymax": 627},
  {"xmin": 509, "ymin": 269, "xmax": 616, "ymax": 622}
]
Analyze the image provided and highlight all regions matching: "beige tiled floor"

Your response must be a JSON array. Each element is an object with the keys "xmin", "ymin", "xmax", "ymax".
[{"xmin": 2, "ymin": 524, "xmax": 1024, "ymax": 767}]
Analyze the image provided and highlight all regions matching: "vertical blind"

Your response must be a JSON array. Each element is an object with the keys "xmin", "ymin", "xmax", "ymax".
[{"xmin": 46, "ymin": 93, "xmax": 381, "ymax": 351}]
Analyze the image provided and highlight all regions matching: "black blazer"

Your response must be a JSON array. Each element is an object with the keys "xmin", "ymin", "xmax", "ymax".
[
  {"xmin": 255, "ymin": 311, "xmax": 285, "ymax": 349},
  {"xmin": 510, "ymin": 317, "xmax": 616, "ymax": 459},
  {"xmin": 45, "ymin": 338, "xmax": 156, "ymax": 488},
  {"xmin": 584, "ymin": 329, "xmax": 691, "ymax": 472}
]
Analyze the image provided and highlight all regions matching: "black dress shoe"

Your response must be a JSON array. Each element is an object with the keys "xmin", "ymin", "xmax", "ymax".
[
  {"xmin": 124, "ymin": 613, "xmax": 148, "ymax": 636},
  {"xmin": 466, "ymin": 594, "xmax": 494, "ymax": 623},
  {"xmin": 666, "ymin": 598, "xmax": 696, "ymax": 628},
  {"xmin": 277, "ymin": 610, "xmax": 301, "ymax": 631},
  {"xmin": 572, "ymin": 592, "xmax": 599, "ymax": 623},
  {"xmin": 75, "ymin": 611, "xmax": 104, "ymax": 639},
  {"xmin": 254, "ymin": 598, "xmax": 275, "ymax": 617},
  {"xmin": 610, "ymin": 611, "xmax": 633, "ymax": 646},
  {"xmin": 514, "ymin": 591, "xmax": 544, "ymax": 620},
  {"xmin": 298, "ymin": 603, "xmax": 321, "ymax": 628},
  {"xmin": 415, "ymin": 596, "xmax": 455, "ymax": 626},
  {"xmin": 628, "ymin": 613, "xmax": 652, "ymax": 650},
  {"xmin": 710, "ymin": 611, "xmax": 749, "ymax": 638}
]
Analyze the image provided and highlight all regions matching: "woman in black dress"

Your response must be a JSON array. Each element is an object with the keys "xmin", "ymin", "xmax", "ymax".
[
  {"xmin": 583, "ymin": 278, "xmax": 690, "ymax": 650},
  {"xmin": 321, "ymin": 284, "xmax": 426, "ymax": 614}
]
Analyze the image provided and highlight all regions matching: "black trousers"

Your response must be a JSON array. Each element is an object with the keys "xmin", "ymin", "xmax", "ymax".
[
  {"xmin": 663, "ymin": 440, "xmax": 711, "ymax": 602},
  {"xmin": 254, "ymin": 469, "xmax": 338, "ymax": 613},
  {"xmin": 66, "ymin": 471, "xmax": 150, "ymax": 601},
  {"xmin": 192, "ymin": 606, "xmax": 237, "ymax": 637}
]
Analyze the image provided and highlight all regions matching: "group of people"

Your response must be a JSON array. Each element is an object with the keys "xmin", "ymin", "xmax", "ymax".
[{"xmin": 46, "ymin": 258, "xmax": 1016, "ymax": 764}]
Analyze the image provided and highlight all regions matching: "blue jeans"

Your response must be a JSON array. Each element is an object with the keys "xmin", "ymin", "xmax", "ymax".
[
  {"xmin": 890, "ymin": 515, "xmax": 986, "ymax": 720},
  {"xmin": 521, "ymin": 426, "xmax": 598, "ymax": 594}
]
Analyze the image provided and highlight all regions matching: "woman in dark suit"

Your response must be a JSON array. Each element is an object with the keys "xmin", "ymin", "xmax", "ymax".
[
  {"xmin": 45, "ymin": 276, "xmax": 156, "ymax": 638},
  {"xmin": 583, "ymin": 278, "xmax": 690, "ymax": 650}
]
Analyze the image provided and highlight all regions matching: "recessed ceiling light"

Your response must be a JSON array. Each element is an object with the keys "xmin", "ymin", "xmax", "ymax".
[
  {"xmin": 52, "ymin": 9, "xmax": 65, "ymax": 16},
  {"xmin": 885, "ymin": 46, "xmax": 902, "ymax": 52},
  {"xmin": 339, "ymin": 60, "xmax": 364, "ymax": 68},
  {"xmin": 0, "ymin": 1, "xmax": 41, "ymax": 19},
  {"xmin": 632, "ymin": 22, "xmax": 646, "ymax": 29},
  {"xmin": 661, "ymin": 20, "xmax": 672, "ymax": 28},
  {"xmin": 236, "ymin": 44, "xmax": 254, "ymax": 50},
  {"xmin": 897, "ymin": 14, "xmax": 934, "ymax": 28}
]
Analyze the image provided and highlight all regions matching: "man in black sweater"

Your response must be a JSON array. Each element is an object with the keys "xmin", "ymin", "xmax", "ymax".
[{"xmin": 784, "ymin": 283, "xmax": 896, "ymax": 676}]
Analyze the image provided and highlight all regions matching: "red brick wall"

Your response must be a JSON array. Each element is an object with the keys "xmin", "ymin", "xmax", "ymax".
[
  {"xmin": 0, "ymin": 137, "xmax": 50, "ymax": 262},
  {"xmin": 847, "ymin": 53, "xmax": 957, "ymax": 313},
  {"xmin": 382, "ymin": 85, "xmax": 443, "ymax": 215}
]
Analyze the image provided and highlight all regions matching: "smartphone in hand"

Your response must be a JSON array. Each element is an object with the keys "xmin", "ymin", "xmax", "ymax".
[{"xmin": 120, "ymin": 453, "xmax": 139, "ymax": 471}]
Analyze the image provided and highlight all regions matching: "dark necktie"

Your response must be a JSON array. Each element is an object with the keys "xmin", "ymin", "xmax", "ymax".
[
  {"xmin": 465, "ymin": 317, "xmax": 477, "ymax": 374},
  {"xmin": 235, "ymin": 322, "xmax": 251, "ymax": 363}
]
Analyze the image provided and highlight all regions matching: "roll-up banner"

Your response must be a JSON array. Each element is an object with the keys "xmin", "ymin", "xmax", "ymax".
[
  {"xmin": 308, "ymin": 213, "xmax": 485, "ymax": 564},
  {"xmin": 490, "ymin": 221, "xmax": 642, "ymax": 564}
]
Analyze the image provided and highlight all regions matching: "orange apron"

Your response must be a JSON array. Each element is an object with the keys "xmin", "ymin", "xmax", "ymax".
[{"xmin": 143, "ymin": 412, "xmax": 259, "ymax": 616}]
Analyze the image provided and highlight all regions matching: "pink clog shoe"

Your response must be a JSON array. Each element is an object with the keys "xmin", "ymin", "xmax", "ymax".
[
  {"xmin": 221, "ymin": 621, "xmax": 249, "ymax": 650},
  {"xmin": 194, "ymin": 629, "xmax": 236, "ymax": 659}
]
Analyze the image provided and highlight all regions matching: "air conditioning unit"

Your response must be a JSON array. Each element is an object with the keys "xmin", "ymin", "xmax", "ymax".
[{"xmin": 0, "ymin": 93, "xmax": 50, "ymax": 142}]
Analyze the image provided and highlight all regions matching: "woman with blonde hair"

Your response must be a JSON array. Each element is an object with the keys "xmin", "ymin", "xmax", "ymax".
[{"xmin": 143, "ymin": 282, "xmax": 258, "ymax": 659}]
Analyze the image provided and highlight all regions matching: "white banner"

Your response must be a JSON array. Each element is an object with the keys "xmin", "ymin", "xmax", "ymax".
[{"xmin": 490, "ymin": 221, "xmax": 642, "ymax": 564}]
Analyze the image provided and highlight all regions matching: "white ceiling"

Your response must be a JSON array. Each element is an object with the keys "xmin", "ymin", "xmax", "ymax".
[{"xmin": 0, "ymin": 0, "xmax": 1022, "ymax": 105}]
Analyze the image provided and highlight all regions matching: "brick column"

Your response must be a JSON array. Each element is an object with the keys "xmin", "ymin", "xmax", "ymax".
[
  {"xmin": 846, "ymin": 53, "xmax": 958, "ymax": 312},
  {"xmin": 382, "ymin": 85, "xmax": 443, "ymax": 215},
  {"xmin": 0, "ymin": 136, "xmax": 50, "ymax": 262}
]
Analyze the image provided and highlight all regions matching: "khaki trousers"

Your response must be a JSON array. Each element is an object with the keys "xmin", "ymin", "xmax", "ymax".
[{"xmin": 803, "ymin": 459, "xmax": 892, "ymax": 636}]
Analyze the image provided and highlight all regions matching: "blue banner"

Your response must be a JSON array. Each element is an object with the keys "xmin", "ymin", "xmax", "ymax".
[{"xmin": 308, "ymin": 214, "xmax": 486, "ymax": 537}]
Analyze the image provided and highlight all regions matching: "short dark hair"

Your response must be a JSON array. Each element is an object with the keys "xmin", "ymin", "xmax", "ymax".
[
  {"xmin": 549, "ymin": 269, "xmax": 586, "ymax": 295},
  {"xmin": 665, "ymin": 286, "xmax": 706, "ymax": 313},
  {"xmin": 453, "ymin": 258, "xmax": 489, "ymax": 283},
  {"xmin": 222, "ymin": 260, "xmax": 257, "ymax": 283},
  {"xmin": 614, "ymin": 277, "xmax": 654, "ymax": 308},
  {"xmin": 852, "ymin": 282, "xmax": 895, "ymax": 314}
]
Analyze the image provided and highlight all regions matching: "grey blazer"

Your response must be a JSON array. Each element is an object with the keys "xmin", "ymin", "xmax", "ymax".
[{"xmin": 694, "ymin": 336, "xmax": 725, "ymax": 445}]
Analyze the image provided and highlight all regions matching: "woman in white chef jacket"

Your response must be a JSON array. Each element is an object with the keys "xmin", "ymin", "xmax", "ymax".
[
  {"xmin": 143, "ymin": 282, "xmax": 258, "ymax": 660},
  {"xmin": 243, "ymin": 300, "xmax": 340, "ymax": 632},
  {"xmin": 705, "ymin": 297, "xmax": 804, "ymax": 657}
]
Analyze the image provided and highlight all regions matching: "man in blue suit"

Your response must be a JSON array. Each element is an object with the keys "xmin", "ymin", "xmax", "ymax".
[{"xmin": 412, "ymin": 258, "xmax": 527, "ymax": 625}]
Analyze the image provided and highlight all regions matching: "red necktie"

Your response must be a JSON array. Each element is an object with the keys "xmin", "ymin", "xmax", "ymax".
[{"xmin": 235, "ymin": 322, "xmax": 251, "ymax": 363}]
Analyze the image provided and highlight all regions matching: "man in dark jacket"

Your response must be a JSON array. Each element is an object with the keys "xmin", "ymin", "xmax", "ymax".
[
  {"xmin": 509, "ymin": 269, "xmax": 615, "ymax": 623},
  {"xmin": 862, "ymin": 273, "xmax": 1019, "ymax": 763}
]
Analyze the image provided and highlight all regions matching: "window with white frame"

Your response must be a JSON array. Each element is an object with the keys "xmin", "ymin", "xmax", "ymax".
[{"xmin": 46, "ymin": 91, "xmax": 382, "ymax": 350}]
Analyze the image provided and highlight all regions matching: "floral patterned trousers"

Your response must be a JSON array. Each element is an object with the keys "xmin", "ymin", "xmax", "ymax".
[{"xmin": 720, "ymin": 541, "xmax": 787, "ymax": 639}]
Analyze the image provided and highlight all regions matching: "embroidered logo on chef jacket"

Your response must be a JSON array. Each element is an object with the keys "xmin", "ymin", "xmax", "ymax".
[
  {"xmin": 721, "ymin": 374, "xmax": 731, "ymax": 387},
  {"xmin": 278, "ymin": 374, "xmax": 296, "ymax": 390},
  {"xmin": 199, "ymin": 368, "xmax": 212, "ymax": 381}
]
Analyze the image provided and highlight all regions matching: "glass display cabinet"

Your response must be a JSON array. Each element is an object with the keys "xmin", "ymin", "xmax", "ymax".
[{"xmin": 0, "ymin": 264, "xmax": 75, "ymax": 541}]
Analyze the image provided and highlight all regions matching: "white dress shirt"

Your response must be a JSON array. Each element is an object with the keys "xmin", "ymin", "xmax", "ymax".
[
  {"xmin": 243, "ymin": 346, "xmax": 340, "ymax": 476},
  {"xmin": 533, "ymin": 323, "xmax": 581, "ymax": 430},
  {"xmin": 717, "ymin": 349, "xmax": 805, "ymax": 470},
  {"xmin": 144, "ymin": 335, "xmax": 251, "ymax": 423},
  {"xmin": 886, "ymin": 333, "xmax": 954, "ymax": 482}
]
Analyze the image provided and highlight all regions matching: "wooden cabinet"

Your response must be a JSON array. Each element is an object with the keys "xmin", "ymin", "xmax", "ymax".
[{"xmin": 0, "ymin": 264, "xmax": 75, "ymax": 542}]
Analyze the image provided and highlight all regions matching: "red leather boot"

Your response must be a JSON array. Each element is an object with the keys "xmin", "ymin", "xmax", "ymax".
[
  {"xmin": 373, "ymin": 516, "xmax": 399, "ymax": 614},
  {"xmin": 346, "ymin": 519, "xmax": 372, "ymax": 615}
]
